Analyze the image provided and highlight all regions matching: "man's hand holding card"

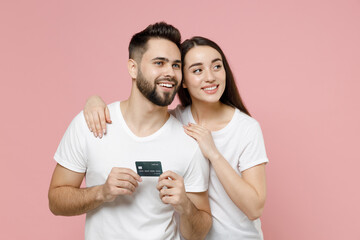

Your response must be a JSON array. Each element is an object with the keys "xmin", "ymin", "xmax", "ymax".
[{"xmin": 157, "ymin": 171, "xmax": 191, "ymax": 215}]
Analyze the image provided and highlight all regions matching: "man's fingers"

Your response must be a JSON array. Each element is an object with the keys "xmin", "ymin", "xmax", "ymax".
[
  {"xmin": 115, "ymin": 180, "xmax": 136, "ymax": 192},
  {"xmin": 112, "ymin": 167, "xmax": 142, "ymax": 182},
  {"xmin": 160, "ymin": 195, "xmax": 178, "ymax": 205},
  {"xmin": 159, "ymin": 187, "xmax": 179, "ymax": 197},
  {"xmin": 159, "ymin": 171, "xmax": 181, "ymax": 181},
  {"xmin": 156, "ymin": 179, "xmax": 175, "ymax": 190},
  {"xmin": 116, "ymin": 174, "xmax": 139, "ymax": 188},
  {"xmin": 112, "ymin": 187, "xmax": 133, "ymax": 196}
]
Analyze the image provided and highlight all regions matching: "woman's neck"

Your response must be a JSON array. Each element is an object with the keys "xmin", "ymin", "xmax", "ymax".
[{"xmin": 190, "ymin": 100, "xmax": 234, "ymax": 131}]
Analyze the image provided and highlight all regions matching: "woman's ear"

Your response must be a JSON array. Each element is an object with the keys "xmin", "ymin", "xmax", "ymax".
[{"xmin": 128, "ymin": 59, "xmax": 138, "ymax": 79}]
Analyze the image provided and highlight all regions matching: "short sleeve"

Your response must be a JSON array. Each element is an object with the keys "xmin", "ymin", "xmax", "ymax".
[
  {"xmin": 238, "ymin": 122, "xmax": 269, "ymax": 172},
  {"xmin": 183, "ymin": 148, "xmax": 210, "ymax": 192},
  {"xmin": 54, "ymin": 112, "xmax": 88, "ymax": 173}
]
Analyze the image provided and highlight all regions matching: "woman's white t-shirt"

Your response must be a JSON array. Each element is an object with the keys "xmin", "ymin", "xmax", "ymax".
[{"xmin": 173, "ymin": 105, "xmax": 269, "ymax": 240}]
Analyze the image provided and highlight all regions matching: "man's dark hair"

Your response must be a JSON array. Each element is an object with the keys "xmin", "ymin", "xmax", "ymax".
[{"xmin": 128, "ymin": 22, "xmax": 181, "ymax": 61}]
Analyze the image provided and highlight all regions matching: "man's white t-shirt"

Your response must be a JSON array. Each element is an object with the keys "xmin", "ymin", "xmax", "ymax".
[
  {"xmin": 173, "ymin": 105, "xmax": 268, "ymax": 240},
  {"xmin": 54, "ymin": 102, "xmax": 209, "ymax": 240}
]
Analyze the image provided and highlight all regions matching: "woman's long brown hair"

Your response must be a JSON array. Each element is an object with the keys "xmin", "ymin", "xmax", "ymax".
[{"xmin": 178, "ymin": 36, "xmax": 250, "ymax": 116}]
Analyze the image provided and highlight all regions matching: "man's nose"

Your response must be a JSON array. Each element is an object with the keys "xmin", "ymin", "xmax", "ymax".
[{"xmin": 164, "ymin": 64, "xmax": 176, "ymax": 78}]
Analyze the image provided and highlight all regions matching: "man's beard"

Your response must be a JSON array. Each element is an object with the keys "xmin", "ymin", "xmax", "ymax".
[{"xmin": 136, "ymin": 69, "xmax": 179, "ymax": 107}]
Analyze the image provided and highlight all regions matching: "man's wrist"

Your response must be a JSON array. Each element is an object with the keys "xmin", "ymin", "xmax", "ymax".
[
  {"xmin": 95, "ymin": 185, "xmax": 105, "ymax": 202},
  {"xmin": 179, "ymin": 196, "xmax": 195, "ymax": 217}
]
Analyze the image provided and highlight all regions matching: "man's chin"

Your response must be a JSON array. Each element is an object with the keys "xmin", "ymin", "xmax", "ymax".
[
  {"xmin": 152, "ymin": 96, "xmax": 176, "ymax": 107},
  {"xmin": 154, "ymin": 91, "xmax": 176, "ymax": 106},
  {"xmin": 152, "ymin": 99, "xmax": 173, "ymax": 107}
]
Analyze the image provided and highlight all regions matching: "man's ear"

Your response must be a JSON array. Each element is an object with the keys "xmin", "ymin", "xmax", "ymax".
[{"xmin": 128, "ymin": 59, "xmax": 138, "ymax": 79}]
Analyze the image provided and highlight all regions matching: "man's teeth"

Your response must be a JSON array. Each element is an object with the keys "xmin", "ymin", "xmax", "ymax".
[
  {"xmin": 159, "ymin": 83, "xmax": 173, "ymax": 88},
  {"xmin": 203, "ymin": 86, "xmax": 218, "ymax": 91}
]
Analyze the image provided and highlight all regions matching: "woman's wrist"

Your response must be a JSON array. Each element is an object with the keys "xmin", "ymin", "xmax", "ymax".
[{"xmin": 208, "ymin": 149, "xmax": 222, "ymax": 162}]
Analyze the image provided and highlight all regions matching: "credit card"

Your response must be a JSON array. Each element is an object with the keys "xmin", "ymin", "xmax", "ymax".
[{"xmin": 135, "ymin": 161, "xmax": 163, "ymax": 177}]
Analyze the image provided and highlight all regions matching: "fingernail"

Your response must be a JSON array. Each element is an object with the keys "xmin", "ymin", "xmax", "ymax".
[{"xmin": 103, "ymin": 129, "xmax": 106, "ymax": 135}]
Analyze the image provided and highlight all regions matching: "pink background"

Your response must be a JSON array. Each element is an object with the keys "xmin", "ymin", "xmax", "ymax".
[{"xmin": 1, "ymin": 0, "xmax": 359, "ymax": 239}]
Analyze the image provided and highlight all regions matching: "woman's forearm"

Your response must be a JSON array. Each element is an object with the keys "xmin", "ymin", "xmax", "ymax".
[{"xmin": 209, "ymin": 153, "xmax": 266, "ymax": 220}]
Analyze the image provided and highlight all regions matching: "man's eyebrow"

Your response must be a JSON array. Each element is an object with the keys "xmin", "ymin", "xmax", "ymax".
[
  {"xmin": 188, "ymin": 58, "xmax": 222, "ymax": 69},
  {"xmin": 151, "ymin": 57, "xmax": 181, "ymax": 64},
  {"xmin": 151, "ymin": 57, "xmax": 169, "ymax": 62}
]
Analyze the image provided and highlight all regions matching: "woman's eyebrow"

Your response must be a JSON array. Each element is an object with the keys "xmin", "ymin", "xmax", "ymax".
[
  {"xmin": 188, "ymin": 58, "xmax": 222, "ymax": 69},
  {"xmin": 188, "ymin": 62, "xmax": 203, "ymax": 69},
  {"xmin": 212, "ymin": 58, "xmax": 222, "ymax": 63}
]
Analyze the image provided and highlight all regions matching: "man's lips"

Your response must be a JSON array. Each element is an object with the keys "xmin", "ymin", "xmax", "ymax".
[
  {"xmin": 156, "ymin": 78, "xmax": 178, "ymax": 89},
  {"xmin": 157, "ymin": 82, "xmax": 175, "ymax": 88}
]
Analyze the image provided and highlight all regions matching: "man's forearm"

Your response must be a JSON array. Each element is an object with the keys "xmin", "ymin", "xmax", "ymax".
[
  {"xmin": 180, "ymin": 201, "xmax": 212, "ymax": 240},
  {"xmin": 48, "ymin": 185, "xmax": 104, "ymax": 216}
]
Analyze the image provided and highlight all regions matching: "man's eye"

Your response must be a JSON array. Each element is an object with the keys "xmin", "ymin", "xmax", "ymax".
[
  {"xmin": 155, "ymin": 61, "xmax": 164, "ymax": 66},
  {"xmin": 172, "ymin": 64, "xmax": 181, "ymax": 69}
]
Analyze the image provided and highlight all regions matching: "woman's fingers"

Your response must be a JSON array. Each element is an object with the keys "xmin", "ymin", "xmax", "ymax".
[
  {"xmin": 105, "ymin": 106, "xmax": 112, "ymax": 124},
  {"xmin": 84, "ymin": 112, "xmax": 92, "ymax": 132},
  {"xmin": 92, "ymin": 111, "xmax": 103, "ymax": 138},
  {"xmin": 183, "ymin": 126, "xmax": 200, "ymax": 141},
  {"xmin": 98, "ymin": 109, "xmax": 107, "ymax": 136}
]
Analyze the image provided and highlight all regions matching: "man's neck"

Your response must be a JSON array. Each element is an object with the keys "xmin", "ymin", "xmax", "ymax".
[{"xmin": 121, "ymin": 86, "xmax": 170, "ymax": 137}]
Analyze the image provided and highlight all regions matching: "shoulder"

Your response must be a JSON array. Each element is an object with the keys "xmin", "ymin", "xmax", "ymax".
[
  {"xmin": 69, "ymin": 110, "xmax": 89, "ymax": 134},
  {"xmin": 107, "ymin": 101, "xmax": 120, "ymax": 114},
  {"xmin": 169, "ymin": 104, "xmax": 191, "ymax": 125},
  {"xmin": 167, "ymin": 114, "xmax": 199, "ymax": 148},
  {"xmin": 226, "ymin": 109, "xmax": 265, "ymax": 141},
  {"xmin": 234, "ymin": 109, "xmax": 260, "ymax": 129}
]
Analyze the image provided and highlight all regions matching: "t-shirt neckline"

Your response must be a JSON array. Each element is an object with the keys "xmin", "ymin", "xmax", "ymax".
[{"xmin": 115, "ymin": 101, "xmax": 173, "ymax": 142}]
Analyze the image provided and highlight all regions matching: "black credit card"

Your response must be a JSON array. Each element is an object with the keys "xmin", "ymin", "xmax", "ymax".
[{"xmin": 135, "ymin": 161, "xmax": 163, "ymax": 177}]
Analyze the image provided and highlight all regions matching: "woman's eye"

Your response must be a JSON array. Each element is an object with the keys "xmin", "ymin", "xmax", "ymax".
[
  {"xmin": 193, "ymin": 69, "xmax": 202, "ymax": 74},
  {"xmin": 214, "ymin": 64, "xmax": 222, "ymax": 70}
]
